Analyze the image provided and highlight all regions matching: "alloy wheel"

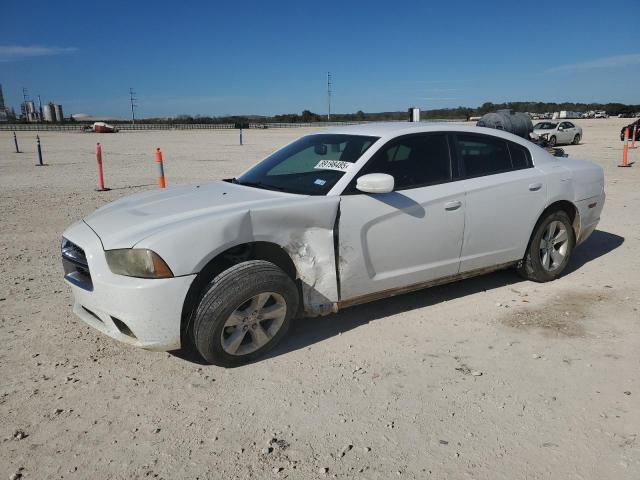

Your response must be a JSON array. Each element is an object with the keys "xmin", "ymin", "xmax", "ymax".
[
  {"xmin": 220, "ymin": 292, "xmax": 287, "ymax": 355},
  {"xmin": 539, "ymin": 221, "xmax": 569, "ymax": 272}
]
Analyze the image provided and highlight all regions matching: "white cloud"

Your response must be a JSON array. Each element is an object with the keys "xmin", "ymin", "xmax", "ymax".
[
  {"xmin": 548, "ymin": 53, "xmax": 640, "ymax": 73},
  {"xmin": 0, "ymin": 45, "xmax": 78, "ymax": 61}
]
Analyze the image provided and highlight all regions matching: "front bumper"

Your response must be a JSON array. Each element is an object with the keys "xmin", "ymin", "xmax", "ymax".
[{"xmin": 62, "ymin": 221, "xmax": 195, "ymax": 351}]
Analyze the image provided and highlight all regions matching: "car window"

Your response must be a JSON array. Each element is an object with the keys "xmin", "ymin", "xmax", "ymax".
[
  {"xmin": 236, "ymin": 134, "xmax": 378, "ymax": 195},
  {"xmin": 455, "ymin": 134, "xmax": 512, "ymax": 177},
  {"xmin": 268, "ymin": 140, "xmax": 350, "ymax": 175},
  {"xmin": 508, "ymin": 142, "xmax": 532, "ymax": 170},
  {"xmin": 354, "ymin": 133, "xmax": 452, "ymax": 191},
  {"xmin": 565, "ymin": 122, "xmax": 575, "ymax": 128}
]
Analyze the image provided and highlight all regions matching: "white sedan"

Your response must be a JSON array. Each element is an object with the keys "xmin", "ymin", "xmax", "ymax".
[
  {"xmin": 533, "ymin": 121, "xmax": 583, "ymax": 146},
  {"xmin": 62, "ymin": 123, "xmax": 605, "ymax": 366}
]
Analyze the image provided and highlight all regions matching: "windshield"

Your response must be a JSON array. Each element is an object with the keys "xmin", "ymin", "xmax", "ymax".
[
  {"xmin": 534, "ymin": 122, "xmax": 557, "ymax": 130},
  {"xmin": 234, "ymin": 134, "xmax": 379, "ymax": 195}
]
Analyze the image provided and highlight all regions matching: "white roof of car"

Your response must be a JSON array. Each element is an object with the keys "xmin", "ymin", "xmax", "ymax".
[{"xmin": 319, "ymin": 121, "xmax": 530, "ymax": 144}]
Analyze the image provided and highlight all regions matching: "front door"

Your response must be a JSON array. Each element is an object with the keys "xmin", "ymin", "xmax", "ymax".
[{"xmin": 337, "ymin": 133, "xmax": 466, "ymax": 302}]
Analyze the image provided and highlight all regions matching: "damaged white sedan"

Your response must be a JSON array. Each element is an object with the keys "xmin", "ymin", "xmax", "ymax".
[{"xmin": 62, "ymin": 123, "xmax": 605, "ymax": 366}]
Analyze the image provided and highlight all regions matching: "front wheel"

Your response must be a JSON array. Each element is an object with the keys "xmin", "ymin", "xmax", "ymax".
[
  {"xmin": 548, "ymin": 135, "xmax": 557, "ymax": 147},
  {"xmin": 517, "ymin": 210, "xmax": 575, "ymax": 282},
  {"xmin": 189, "ymin": 260, "xmax": 299, "ymax": 367}
]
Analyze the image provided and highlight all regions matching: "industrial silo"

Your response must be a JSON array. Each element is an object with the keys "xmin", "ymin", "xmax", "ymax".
[
  {"xmin": 43, "ymin": 103, "xmax": 56, "ymax": 122},
  {"xmin": 54, "ymin": 104, "xmax": 64, "ymax": 123}
]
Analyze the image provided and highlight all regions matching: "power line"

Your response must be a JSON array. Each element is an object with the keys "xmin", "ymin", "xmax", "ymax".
[
  {"xmin": 129, "ymin": 88, "xmax": 138, "ymax": 124},
  {"xmin": 327, "ymin": 72, "xmax": 332, "ymax": 121}
]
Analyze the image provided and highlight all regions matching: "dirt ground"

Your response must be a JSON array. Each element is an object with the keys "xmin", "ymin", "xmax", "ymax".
[{"xmin": 1, "ymin": 118, "xmax": 639, "ymax": 479}]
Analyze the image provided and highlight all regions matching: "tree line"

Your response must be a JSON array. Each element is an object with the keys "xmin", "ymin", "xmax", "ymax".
[
  {"xmin": 144, "ymin": 101, "xmax": 640, "ymax": 124},
  {"xmin": 12, "ymin": 101, "xmax": 636, "ymax": 125}
]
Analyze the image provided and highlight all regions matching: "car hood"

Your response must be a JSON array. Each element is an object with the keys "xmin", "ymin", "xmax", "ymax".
[
  {"xmin": 84, "ymin": 181, "xmax": 303, "ymax": 249},
  {"xmin": 533, "ymin": 128, "xmax": 555, "ymax": 135}
]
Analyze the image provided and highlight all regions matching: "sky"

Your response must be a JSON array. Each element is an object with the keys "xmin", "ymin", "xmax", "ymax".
[{"xmin": 1, "ymin": 0, "xmax": 639, "ymax": 118}]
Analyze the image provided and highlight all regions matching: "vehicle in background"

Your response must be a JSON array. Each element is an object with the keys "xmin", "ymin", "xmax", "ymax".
[
  {"xmin": 559, "ymin": 111, "xmax": 582, "ymax": 119},
  {"xmin": 594, "ymin": 111, "xmax": 608, "ymax": 119},
  {"xmin": 533, "ymin": 121, "xmax": 582, "ymax": 146},
  {"xmin": 61, "ymin": 123, "xmax": 604, "ymax": 366},
  {"xmin": 91, "ymin": 122, "xmax": 118, "ymax": 133},
  {"xmin": 620, "ymin": 119, "xmax": 640, "ymax": 141}
]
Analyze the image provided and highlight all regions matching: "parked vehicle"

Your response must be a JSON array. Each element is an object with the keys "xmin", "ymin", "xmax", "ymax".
[
  {"xmin": 594, "ymin": 111, "xmax": 608, "ymax": 119},
  {"xmin": 620, "ymin": 119, "xmax": 640, "ymax": 141},
  {"xmin": 62, "ymin": 123, "xmax": 605, "ymax": 366},
  {"xmin": 91, "ymin": 122, "xmax": 118, "ymax": 133},
  {"xmin": 559, "ymin": 111, "xmax": 582, "ymax": 119},
  {"xmin": 533, "ymin": 121, "xmax": 583, "ymax": 146}
]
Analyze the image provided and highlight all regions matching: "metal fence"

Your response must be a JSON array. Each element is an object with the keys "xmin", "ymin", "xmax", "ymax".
[{"xmin": 0, "ymin": 119, "xmax": 465, "ymax": 132}]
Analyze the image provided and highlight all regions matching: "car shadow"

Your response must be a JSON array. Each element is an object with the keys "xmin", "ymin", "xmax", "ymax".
[
  {"xmin": 170, "ymin": 229, "xmax": 623, "ymax": 366},
  {"xmin": 266, "ymin": 229, "xmax": 624, "ymax": 361},
  {"xmin": 564, "ymin": 230, "xmax": 624, "ymax": 274}
]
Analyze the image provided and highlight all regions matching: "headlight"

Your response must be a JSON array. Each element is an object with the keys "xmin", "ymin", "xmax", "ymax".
[{"xmin": 105, "ymin": 249, "xmax": 173, "ymax": 278}]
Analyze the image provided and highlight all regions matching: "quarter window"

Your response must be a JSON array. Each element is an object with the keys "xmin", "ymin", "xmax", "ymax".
[
  {"xmin": 356, "ymin": 133, "xmax": 452, "ymax": 191},
  {"xmin": 508, "ymin": 142, "xmax": 532, "ymax": 170}
]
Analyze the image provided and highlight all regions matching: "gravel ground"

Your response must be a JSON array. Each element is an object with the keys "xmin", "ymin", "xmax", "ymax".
[{"xmin": 1, "ymin": 119, "xmax": 639, "ymax": 479}]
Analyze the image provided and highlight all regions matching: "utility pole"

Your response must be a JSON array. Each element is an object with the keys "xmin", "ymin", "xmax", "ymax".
[
  {"xmin": 327, "ymin": 72, "xmax": 332, "ymax": 121},
  {"xmin": 129, "ymin": 88, "xmax": 137, "ymax": 124},
  {"xmin": 37, "ymin": 94, "xmax": 43, "ymax": 120}
]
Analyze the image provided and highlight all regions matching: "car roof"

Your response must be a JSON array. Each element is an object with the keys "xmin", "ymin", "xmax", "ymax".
[{"xmin": 318, "ymin": 121, "xmax": 532, "ymax": 144}]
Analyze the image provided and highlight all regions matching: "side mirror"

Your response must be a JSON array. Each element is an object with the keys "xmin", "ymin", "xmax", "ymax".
[
  {"xmin": 356, "ymin": 173, "xmax": 394, "ymax": 194},
  {"xmin": 558, "ymin": 126, "xmax": 564, "ymax": 131}
]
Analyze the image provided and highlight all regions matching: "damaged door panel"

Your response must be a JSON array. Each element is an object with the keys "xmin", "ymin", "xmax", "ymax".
[{"xmin": 248, "ymin": 196, "xmax": 341, "ymax": 316}]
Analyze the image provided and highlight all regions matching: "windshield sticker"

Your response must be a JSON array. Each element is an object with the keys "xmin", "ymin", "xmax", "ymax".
[
  {"xmin": 314, "ymin": 160, "xmax": 352, "ymax": 172},
  {"xmin": 314, "ymin": 178, "xmax": 327, "ymax": 186}
]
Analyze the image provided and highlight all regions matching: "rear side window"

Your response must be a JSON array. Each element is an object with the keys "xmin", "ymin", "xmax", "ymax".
[
  {"xmin": 360, "ymin": 133, "xmax": 452, "ymax": 190},
  {"xmin": 455, "ymin": 134, "xmax": 511, "ymax": 177},
  {"xmin": 508, "ymin": 142, "xmax": 532, "ymax": 170}
]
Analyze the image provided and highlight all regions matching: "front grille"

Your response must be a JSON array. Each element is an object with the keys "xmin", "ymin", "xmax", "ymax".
[{"xmin": 62, "ymin": 238, "xmax": 93, "ymax": 291}]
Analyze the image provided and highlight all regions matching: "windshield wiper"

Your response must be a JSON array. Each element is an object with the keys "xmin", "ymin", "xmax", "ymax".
[{"xmin": 232, "ymin": 178, "xmax": 289, "ymax": 192}]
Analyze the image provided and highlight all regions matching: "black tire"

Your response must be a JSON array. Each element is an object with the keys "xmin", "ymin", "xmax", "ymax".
[
  {"xmin": 189, "ymin": 260, "xmax": 299, "ymax": 367},
  {"xmin": 548, "ymin": 135, "xmax": 557, "ymax": 147},
  {"xmin": 572, "ymin": 134, "xmax": 581, "ymax": 145},
  {"xmin": 517, "ymin": 210, "xmax": 576, "ymax": 283}
]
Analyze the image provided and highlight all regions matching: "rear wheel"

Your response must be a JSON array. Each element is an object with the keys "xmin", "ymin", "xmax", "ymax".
[
  {"xmin": 572, "ymin": 134, "xmax": 581, "ymax": 145},
  {"xmin": 189, "ymin": 260, "xmax": 299, "ymax": 367},
  {"xmin": 517, "ymin": 210, "xmax": 575, "ymax": 282}
]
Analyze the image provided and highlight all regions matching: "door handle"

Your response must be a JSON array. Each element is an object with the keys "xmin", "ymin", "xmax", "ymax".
[
  {"xmin": 528, "ymin": 183, "xmax": 543, "ymax": 191},
  {"xmin": 444, "ymin": 200, "xmax": 462, "ymax": 211}
]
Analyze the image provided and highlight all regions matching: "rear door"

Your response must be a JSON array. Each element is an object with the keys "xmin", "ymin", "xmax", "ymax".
[
  {"xmin": 559, "ymin": 122, "xmax": 574, "ymax": 143},
  {"xmin": 454, "ymin": 133, "xmax": 547, "ymax": 272},
  {"xmin": 562, "ymin": 122, "xmax": 578, "ymax": 143},
  {"xmin": 338, "ymin": 133, "xmax": 465, "ymax": 301}
]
